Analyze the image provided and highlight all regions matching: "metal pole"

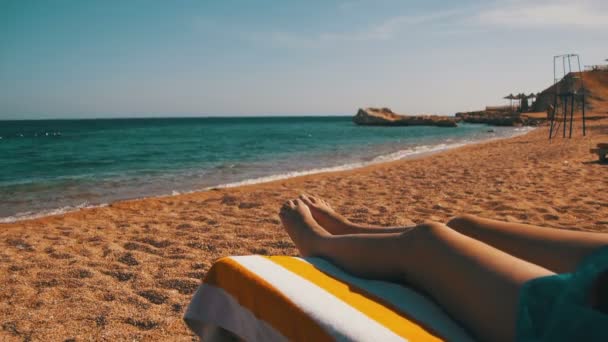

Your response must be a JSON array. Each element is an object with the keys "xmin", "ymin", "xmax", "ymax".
[
  {"xmin": 549, "ymin": 93, "xmax": 557, "ymax": 140},
  {"xmin": 550, "ymin": 56, "xmax": 558, "ymax": 140},
  {"xmin": 562, "ymin": 96, "xmax": 567, "ymax": 138},
  {"xmin": 582, "ymin": 94, "xmax": 586, "ymax": 136},
  {"xmin": 576, "ymin": 55, "xmax": 587, "ymax": 136},
  {"xmin": 553, "ymin": 56, "xmax": 557, "ymax": 84},
  {"xmin": 553, "ymin": 56, "xmax": 556, "ymax": 84},
  {"xmin": 566, "ymin": 55, "xmax": 573, "ymax": 138},
  {"xmin": 569, "ymin": 95, "xmax": 574, "ymax": 138}
]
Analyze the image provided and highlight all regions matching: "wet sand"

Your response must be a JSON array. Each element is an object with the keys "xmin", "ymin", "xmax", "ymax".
[{"xmin": 1, "ymin": 120, "xmax": 607, "ymax": 341}]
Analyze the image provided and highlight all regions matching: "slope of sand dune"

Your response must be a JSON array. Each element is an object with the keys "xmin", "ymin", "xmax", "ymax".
[
  {"xmin": 536, "ymin": 70, "xmax": 608, "ymax": 118},
  {"xmin": 584, "ymin": 70, "xmax": 608, "ymax": 115},
  {"xmin": 1, "ymin": 119, "xmax": 607, "ymax": 340}
]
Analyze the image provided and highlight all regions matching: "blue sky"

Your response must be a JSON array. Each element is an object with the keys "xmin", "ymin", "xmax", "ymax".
[{"xmin": 1, "ymin": 0, "xmax": 607, "ymax": 119}]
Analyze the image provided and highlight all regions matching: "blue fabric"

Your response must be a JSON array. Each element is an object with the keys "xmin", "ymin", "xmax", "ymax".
[{"xmin": 517, "ymin": 246, "xmax": 608, "ymax": 341}]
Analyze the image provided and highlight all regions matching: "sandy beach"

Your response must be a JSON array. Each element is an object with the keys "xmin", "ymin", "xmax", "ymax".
[
  {"xmin": 5, "ymin": 1, "xmax": 608, "ymax": 340},
  {"xmin": 0, "ymin": 117, "xmax": 606, "ymax": 340}
]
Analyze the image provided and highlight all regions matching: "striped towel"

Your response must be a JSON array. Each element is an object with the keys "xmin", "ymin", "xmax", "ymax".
[{"xmin": 184, "ymin": 256, "xmax": 475, "ymax": 342}]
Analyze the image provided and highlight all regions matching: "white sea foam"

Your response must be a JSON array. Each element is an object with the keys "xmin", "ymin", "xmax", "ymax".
[
  {"xmin": 206, "ymin": 126, "xmax": 537, "ymax": 190},
  {"xmin": 0, "ymin": 202, "xmax": 108, "ymax": 223},
  {"xmin": 207, "ymin": 141, "xmax": 472, "ymax": 189},
  {"xmin": 203, "ymin": 163, "xmax": 368, "ymax": 190}
]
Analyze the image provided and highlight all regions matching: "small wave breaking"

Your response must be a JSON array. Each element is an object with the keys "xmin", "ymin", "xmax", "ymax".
[{"xmin": 0, "ymin": 202, "xmax": 108, "ymax": 223}]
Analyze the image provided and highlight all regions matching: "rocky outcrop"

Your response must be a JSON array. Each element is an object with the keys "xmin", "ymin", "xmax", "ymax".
[
  {"xmin": 455, "ymin": 111, "xmax": 523, "ymax": 126},
  {"xmin": 454, "ymin": 110, "xmax": 546, "ymax": 126},
  {"xmin": 353, "ymin": 108, "xmax": 458, "ymax": 127}
]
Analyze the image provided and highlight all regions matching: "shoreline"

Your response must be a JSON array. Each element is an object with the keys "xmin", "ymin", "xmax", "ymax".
[
  {"xmin": 0, "ymin": 126, "xmax": 535, "ymax": 224},
  {"xmin": 1, "ymin": 119, "xmax": 606, "ymax": 340}
]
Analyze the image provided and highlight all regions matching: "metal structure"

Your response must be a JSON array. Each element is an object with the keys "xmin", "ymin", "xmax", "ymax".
[{"xmin": 549, "ymin": 54, "xmax": 587, "ymax": 139}]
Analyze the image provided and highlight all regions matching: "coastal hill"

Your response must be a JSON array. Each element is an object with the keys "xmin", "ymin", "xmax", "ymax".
[
  {"xmin": 584, "ymin": 70, "xmax": 608, "ymax": 115},
  {"xmin": 533, "ymin": 69, "xmax": 608, "ymax": 118},
  {"xmin": 463, "ymin": 70, "xmax": 608, "ymax": 125},
  {"xmin": 353, "ymin": 108, "xmax": 458, "ymax": 127},
  {"xmin": 357, "ymin": 70, "xmax": 608, "ymax": 128}
]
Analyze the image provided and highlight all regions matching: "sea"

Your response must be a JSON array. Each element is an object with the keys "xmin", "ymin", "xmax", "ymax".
[{"xmin": 0, "ymin": 116, "xmax": 533, "ymax": 222}]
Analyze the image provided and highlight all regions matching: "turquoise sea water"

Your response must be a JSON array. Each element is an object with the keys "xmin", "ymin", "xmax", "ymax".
[{"xmin": 0, "ymin": 117, "xmax": 530, "ymax": 221}]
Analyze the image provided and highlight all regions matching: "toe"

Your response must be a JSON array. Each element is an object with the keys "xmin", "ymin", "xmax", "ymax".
[
  {"xmin": 300, "ymin": 194, "xmax": 313, "ymax": 206},
  {"xmin": 279, "ymin": 203, "xmax": 290, "ymax": 214}
]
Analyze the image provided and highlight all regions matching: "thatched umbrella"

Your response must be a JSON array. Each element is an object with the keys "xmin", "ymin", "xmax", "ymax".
[
  {"xmin": 516, "ymin": 93, "xmax": 528, "ymax": 111},
  {"xmin": 512, "ymin": 93, "xmax": 524, "ymax": 110},
  {"xmin": 504, "ymin": 93, "xmax": 515, "ymax": 109}
]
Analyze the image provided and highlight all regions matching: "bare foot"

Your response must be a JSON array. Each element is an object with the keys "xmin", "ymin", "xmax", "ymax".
[
  {"xmin": 299, "ymin": 194, "xmax": 359, "ymax": 235},
  {"xmin": 279, "ymin": 199, "xmax": 330, "ymax": 257}
]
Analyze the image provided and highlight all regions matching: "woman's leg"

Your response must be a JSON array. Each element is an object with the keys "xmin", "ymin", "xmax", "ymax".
[
  {"xmin": 299, "ymin": 195, "xmax": 413, "ymax": 234},
  {"xmin": 280, "ymin": 200, "xmax": 553, "ymax": 342},
  {"xmin": 447, "ymin": 215, "xmax": 608, "ymax": 273},
  {"xmin": 300, "ymin": 195, "xmax": 608, "ymax": 273}
]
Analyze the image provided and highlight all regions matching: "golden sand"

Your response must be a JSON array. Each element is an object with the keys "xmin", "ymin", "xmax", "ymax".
[{"xmin": 1, "ymin": 120, "xmax": 607, "ymax": 340}]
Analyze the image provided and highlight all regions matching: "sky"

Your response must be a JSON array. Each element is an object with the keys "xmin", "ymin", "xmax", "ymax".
[{"xmin": 1, "ymin": 0, "xmax": 607, "ymax": 119}]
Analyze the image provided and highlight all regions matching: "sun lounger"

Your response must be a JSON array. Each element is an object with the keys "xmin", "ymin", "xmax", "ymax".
[
  {"xmin": 590, "ymin": 143, "xmax": 608, "ymax": 162},
  {"xmin": 184, "ymin": 255, "xmax": 475, "ymax": 341}
]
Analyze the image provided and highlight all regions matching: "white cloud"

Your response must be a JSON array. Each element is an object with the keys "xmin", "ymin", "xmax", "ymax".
[
  {"xmin": 246, "ymin": 1, "xmax": 608, "ymax": 49},
  {"xmin": 248, "ymin": 9, "xmax": 462, "ymax": 48},
  {"xmin": 342, "ymin": 10, "xmax": 463, "ymax": 41},
  {"xmin": 477, "ymin": 0, "xmax": 608, "ymax": 30}
]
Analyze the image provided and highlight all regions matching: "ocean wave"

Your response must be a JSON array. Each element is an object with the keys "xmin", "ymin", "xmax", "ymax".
[
  {"xmin": 0, "ymin": 202, "xmax": 107, "ymax": 223},
  {"xmin": 206, "ymin": 127, "xmax": 537, "ymax": 190},
  {"xmin": 206, "ymin": 139, "xmax": 478, "ymax": 189},
  {"xmin": 1, "ymin": 126, "xmax": 536, "ymax": 223}
]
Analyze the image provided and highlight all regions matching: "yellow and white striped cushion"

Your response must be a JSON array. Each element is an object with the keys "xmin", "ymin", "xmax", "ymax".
[{"xmin": 185, "ymin": 256, "xmax": 474, "ymax": 342}]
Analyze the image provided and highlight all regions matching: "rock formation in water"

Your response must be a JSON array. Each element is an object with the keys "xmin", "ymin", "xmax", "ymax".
[{"xmin": 353, "ymin": 108, "xmax": 458, "ymax": 127}]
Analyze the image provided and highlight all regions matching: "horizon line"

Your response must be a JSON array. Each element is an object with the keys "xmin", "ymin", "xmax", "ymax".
[{"xmin": 0, "ymin": 113, "xmax": 361, "ymax": 121}]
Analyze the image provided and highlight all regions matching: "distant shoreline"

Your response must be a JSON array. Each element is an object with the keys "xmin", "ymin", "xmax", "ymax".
[{"xmin": 0, "ymin": 114, "xmax": 358, "ymax": 122}]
